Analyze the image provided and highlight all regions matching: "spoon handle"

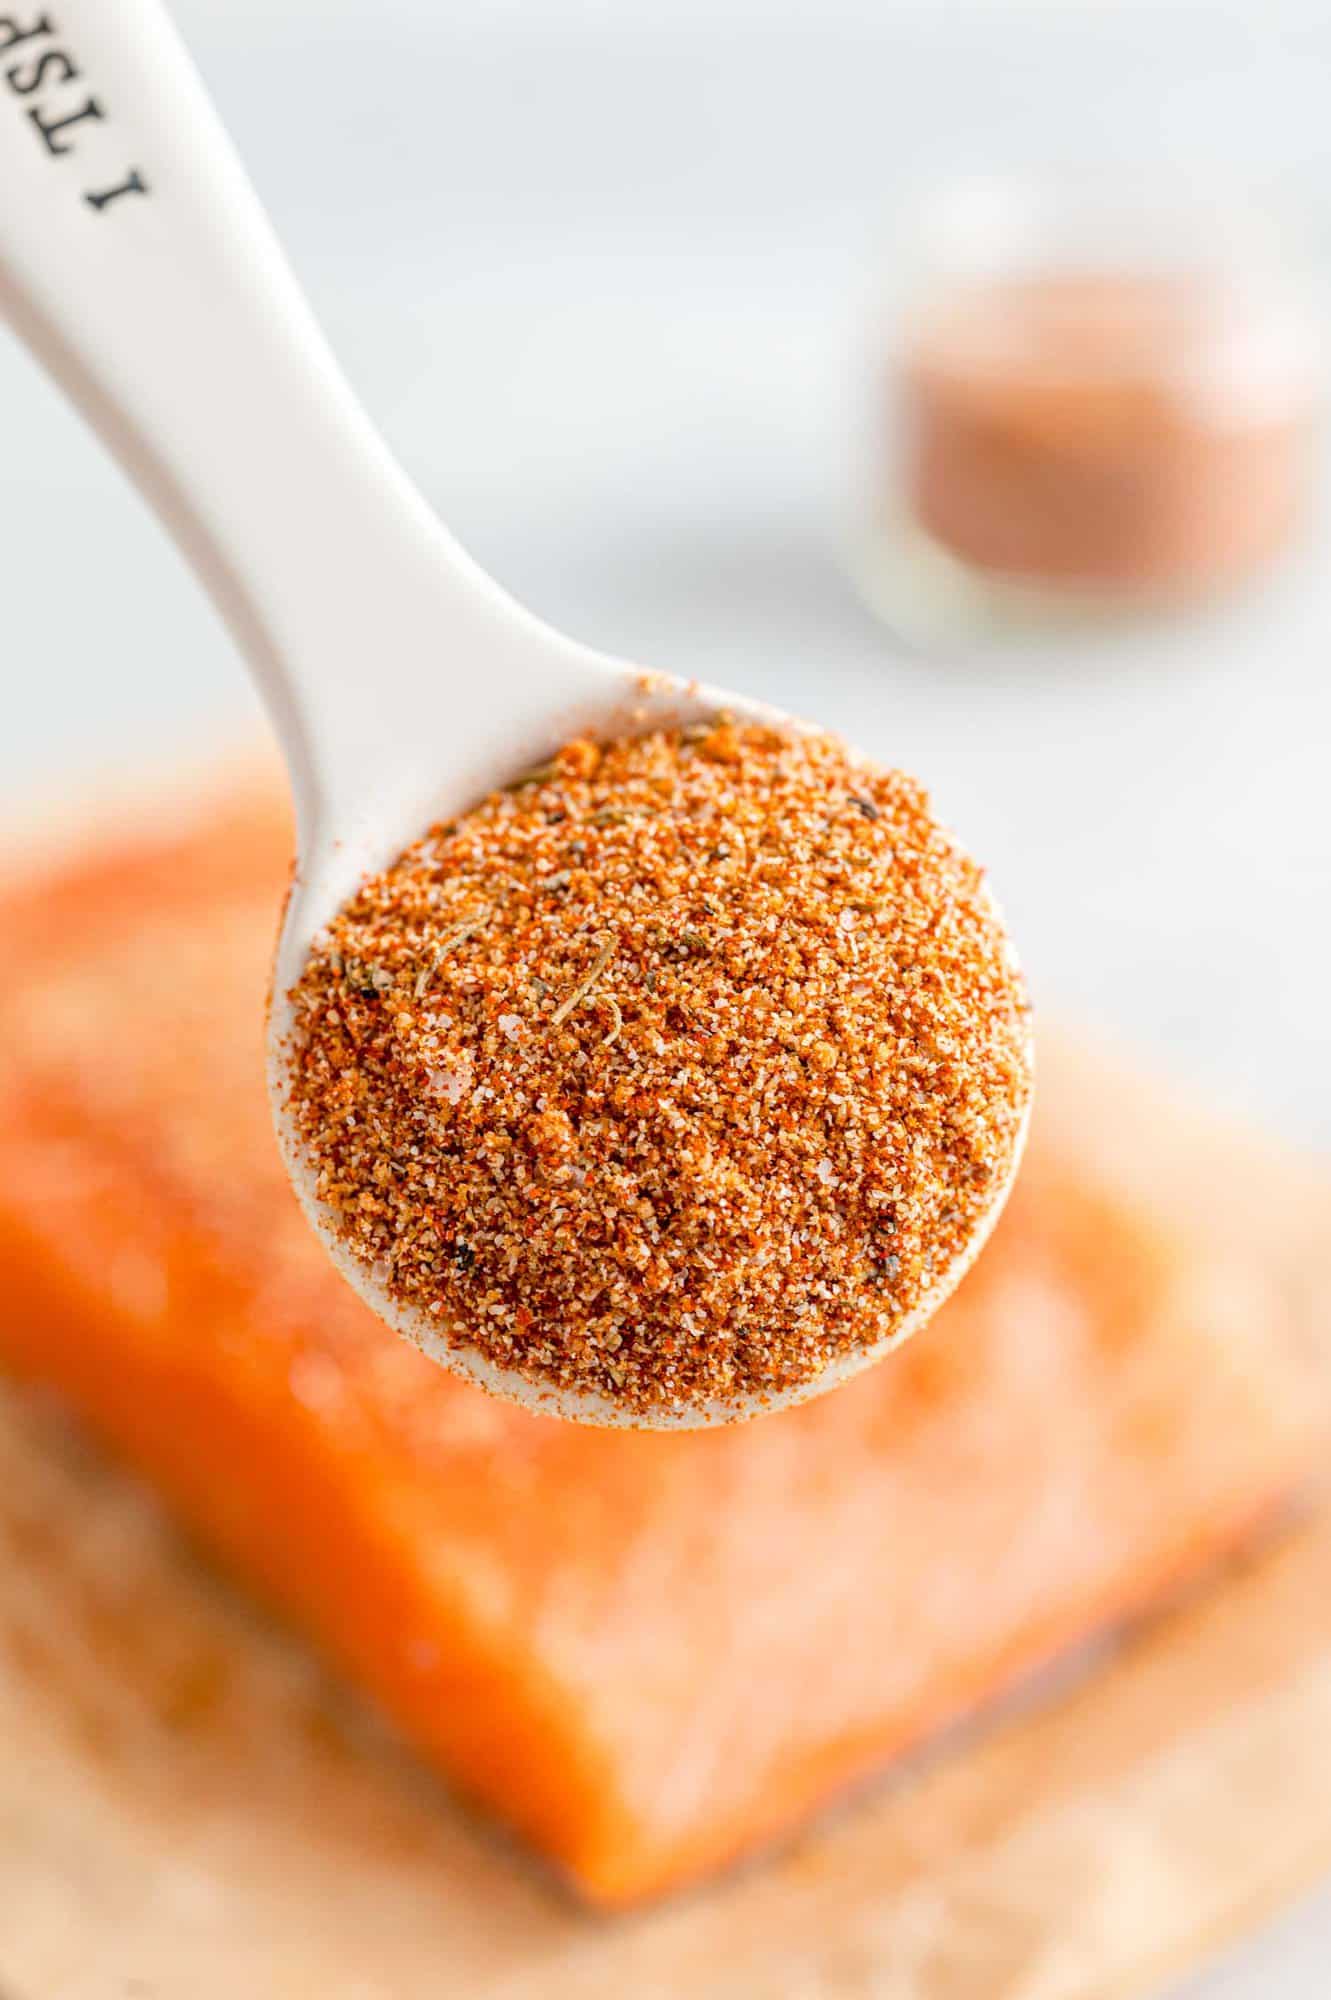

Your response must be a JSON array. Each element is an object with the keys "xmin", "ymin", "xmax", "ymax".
[{"xmin": 0, "ymin": 0, "xmax": 509, "ymax": 839}]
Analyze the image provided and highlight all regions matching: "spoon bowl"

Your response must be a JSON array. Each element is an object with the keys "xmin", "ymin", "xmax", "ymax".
[
  {"xmin": 1, "ymin": 0, "xmax": 1030, "ymax": 1428},
  {"xmin": 270, "ymin": 660, "xmax": 1031, "ymax": 1432}
]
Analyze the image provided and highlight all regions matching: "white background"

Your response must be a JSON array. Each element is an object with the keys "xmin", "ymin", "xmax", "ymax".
[{"xmin": 2, "ymin": 3, "xmax": 1329, "ymax": 1991}]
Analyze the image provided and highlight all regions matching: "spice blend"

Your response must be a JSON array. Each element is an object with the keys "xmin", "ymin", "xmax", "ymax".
[
  {"xmin": 900, "ymin": 272, "xmax": 1316, "ymax": 599},
  {"xmin": 284, "ymin": 720, "xmax": 1031, "ymax": 1418}
]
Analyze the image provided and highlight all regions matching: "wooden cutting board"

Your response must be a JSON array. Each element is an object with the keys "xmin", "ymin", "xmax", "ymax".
[{"xmin": 1, "ymin": 1036, "xmax": 1329, "ymax": 2000}]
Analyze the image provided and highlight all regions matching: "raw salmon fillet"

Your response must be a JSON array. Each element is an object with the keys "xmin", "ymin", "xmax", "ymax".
[{"xmin": 0, "ymin": 770, "xmax": 1316, "ymax": 1905}]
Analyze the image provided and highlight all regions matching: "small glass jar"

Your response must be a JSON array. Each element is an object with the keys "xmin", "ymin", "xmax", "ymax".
[{"xmin": 861, "ymin": 176, "xmax": 1324, "ymax": 641}]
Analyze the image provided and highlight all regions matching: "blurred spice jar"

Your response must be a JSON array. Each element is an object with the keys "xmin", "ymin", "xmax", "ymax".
[{"xmin": 871, "ymin": 178, "xmax": 1324, "ymax": 630}]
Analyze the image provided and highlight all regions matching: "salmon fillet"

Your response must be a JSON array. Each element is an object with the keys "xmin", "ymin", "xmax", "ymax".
[{"xmin": 0, "ymin": 771, "xmax": 1315, "ymax": 1905}]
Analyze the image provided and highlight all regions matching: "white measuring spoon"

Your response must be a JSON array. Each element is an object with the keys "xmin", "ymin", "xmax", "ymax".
[{"xmin": 0, "ymin": 0, "xmax": 1029, "ymax": 1427}]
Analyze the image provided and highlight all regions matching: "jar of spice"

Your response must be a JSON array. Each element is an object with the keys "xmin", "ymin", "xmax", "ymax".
[{"xmin": 863, "ymin": 177, "xmax": 1324, "ymax": 638}]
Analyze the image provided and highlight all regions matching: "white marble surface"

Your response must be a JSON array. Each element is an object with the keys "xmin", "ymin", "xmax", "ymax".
[{"xmin": 3, "ymin": 3, "xmax": 1330, "ymax": 1991}]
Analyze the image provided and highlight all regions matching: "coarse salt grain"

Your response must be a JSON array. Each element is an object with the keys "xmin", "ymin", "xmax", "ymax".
[{"xmin": 428, "ymin": 1061, "xmax": 470, "ymax": 1105}]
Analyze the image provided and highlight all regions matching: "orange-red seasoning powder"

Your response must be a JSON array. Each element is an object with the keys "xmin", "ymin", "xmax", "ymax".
[{"xmin": 284, "ymin": 720, "xmax": 1031, "ymax": 1419}]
